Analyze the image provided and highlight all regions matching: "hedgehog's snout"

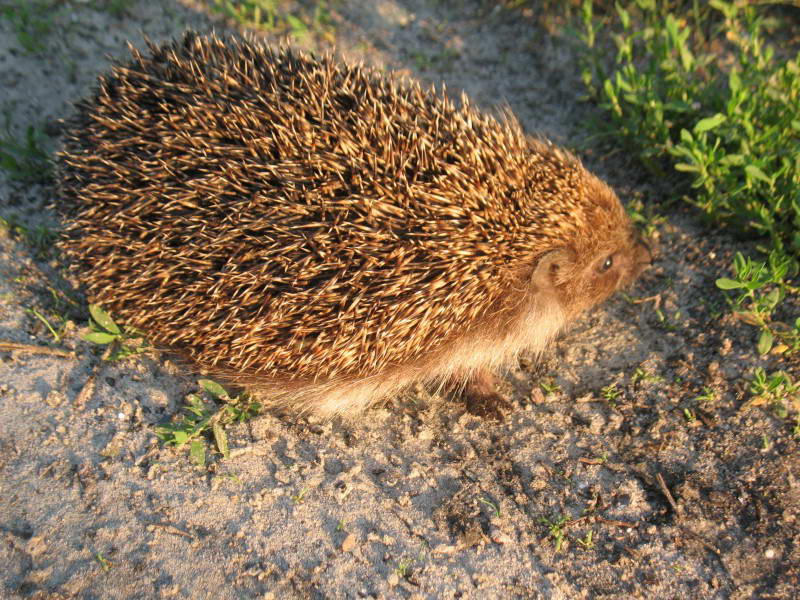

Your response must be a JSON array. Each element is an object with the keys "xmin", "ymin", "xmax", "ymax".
[{"xmin": 630, "ymin": 236, "xmax": 653, "ymax": 281}]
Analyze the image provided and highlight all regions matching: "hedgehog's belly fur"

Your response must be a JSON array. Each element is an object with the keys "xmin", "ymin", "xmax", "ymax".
[{"xmin": 240, "ymin": 293, "xmax": 565, "ymax": 418}]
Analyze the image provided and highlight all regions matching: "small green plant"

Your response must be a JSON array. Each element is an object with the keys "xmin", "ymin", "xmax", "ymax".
[
  {"xmin": 540, "ymin": 379, "xmax": 561, "ymax": 395},
  {"xmin": 95, "ymin": 552, "xmax": 113, "ymax": 571},
  {"xmin": 694, "ymin": 386, "xmax": 718, "ymax": 405},
  {"xmin": 631, "ymin": 366, "xmax": 663, "ymax": 386},
  {"xmin": 749, "ymin": 368, "xmax": 799, "ymax": 420},
  {"xmin": 0, "ymin": 215, "xmax": 57, "ymax": 258},
  {"xmin": 478, "ymin": 497, "xmax": 501, "ymax": 518},
  {"xmin": 654, "ymin": 308, "xmax": 680, "ymax": 332},
  {"xmin": 539, "ymin": 514, "xmax": 569, "ymax": 552},
  {"xmin": 683, "ymin": 408, "xmax": 696, "ymax": 424},
  {"xmin": 600, "ymin": 382, "xmax": 621, "ymax": 402},
  {"xmin": 155, "ymin": 379, "xmax": 262, "ymax": 467},
  {"xmin": 0, "ymin": 115, "xmax": 51, "ymax": 183},
  {"xmin": 83, "ymin": 305, "xmax": 152, "ymax": 361},
  {"xmin": 0, "ymin": 0, "xmax": 56, "ymax": 53},
  {"xmin": 27, "ymin": 306, "xmax": 66, "ymax": 342},
  {"xmin": 576, "ymin": 530, "xmax": 594, "ymax": 549},
  {"xmin": 395, "ymin": 557, "xmax": 414, "ymax": 579},
  {"xmin": 208, "ymin": 0, "xmax": 279, "ymax": 30},
  {"xmin": 716, "ymin": 251, "xmax": 800, "ymax": 356},
  {"xmin": 626, "ymin": 197, "xmax": 665, "ymax": 238},
  {"xmin": 92, "ymin": 0, "xmax": 134, "ymax": 17},
  {"xmin": 292, "ymin": 487, "xmax": 310, "ymax": 504},
  {"xmin": 575, "ymin": 0, "xmax": 800, "ymax": 385},
  {"xmin": 578, "ymin": 1, "xmax": 800, "ymax": 254}
]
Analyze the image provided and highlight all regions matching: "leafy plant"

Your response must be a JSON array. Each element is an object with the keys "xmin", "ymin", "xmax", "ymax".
[
  {"xmin": 600, "ymin": 382, "xmax": 621, "ymax": 401},
  {"xmin": 716, "ymin": 251, "xmax": 800, "ymax": 356},
  {"xmin": 83, "ymin": 304, "xmax": 152, "ymax": 361},
  {"xmin": 694, "ymin": 386, "xmax": 717, "ymax": 405},
  {"xmin": 625, "ymin": 197, "xmax": 666, "ymax": 238},
  {"xmin": 540, "ymin": 378, "xmax": 562, "ymax": 395},
  {"xmin": 395, "ymin": 557, "xmax": 414, "ymax": 579},
  {"xmin": 578, "ymin": 0, "xmax": 800, "ymax": 257},
  {"xmin": 630, "ymin": 366, "xmax": 663, "ymax": 386},
  {"xmin": 576, "ymin": 0, "xmax": 800, "ymax": 254},
  {"xmin": 749, "ymin": 368, "xmax": 799, "ymax": 419},
  {"xmin": 155, "ymin": 379, "xmax": 262, "ymax": 467},
  {"xmin": 539, "ymin": 514, "xmax": 569, "ymax": 552},
  {"xmin": 576, "ymin": 530, "xmax": 594, "ymax": 549},
  {"xmin": 654, "ymin": 307, "xmax": 681, "ymax": 332},
  {"xmin": 210, "ymin": 0, "xmax": 280, "ymax": 30}
]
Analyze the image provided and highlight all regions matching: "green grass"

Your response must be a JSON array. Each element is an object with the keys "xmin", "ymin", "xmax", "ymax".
[
  {"xmin": 0, "ymin": 113, "xmax": 51, "ymax": 183},
  {"xmin": 92, "ymin": 0, "xmax": 135, "ymax": 17},
  {"xmin": 205, "ymin": 0, "xmax": 334, "ymax": 40},
  {"xmin": 27, "ymin": 306, "xmax": 67, "ymax": 342},
  {"xmin": 0, "ymin": 0, "xmax": 57, "ymax": 53},
  {"xmin": 0, "ymin": 214, "xmax": 57, "ymax": 258}
]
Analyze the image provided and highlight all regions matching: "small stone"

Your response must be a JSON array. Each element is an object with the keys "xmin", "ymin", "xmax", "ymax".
[
  {"xmin": 45, "ymin": 390, "xmax": 66, "ymax": 407},
  {"xmin": 341, "ymin": 533, "xmax": 357, "ymax": 552}
]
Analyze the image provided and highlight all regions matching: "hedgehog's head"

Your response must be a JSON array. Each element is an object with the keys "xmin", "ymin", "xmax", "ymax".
[{"xmin": 530, "ymin": 174, "xmax": 651, "ymax": 319}]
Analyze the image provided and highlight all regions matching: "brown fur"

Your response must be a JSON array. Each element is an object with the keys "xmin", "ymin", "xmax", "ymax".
[{"xmin": 57, "ymin": 32, "xmax": 649, "ymax": 418}]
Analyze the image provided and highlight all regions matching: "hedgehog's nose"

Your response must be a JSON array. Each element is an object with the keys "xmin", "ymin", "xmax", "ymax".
[
  {"xmin": 637, "ymin": 237, "xmax": 652, "ymax": 261},
  {"xmin": 632, "ymin": 236, "xmax": 653, "ymax": 278}
]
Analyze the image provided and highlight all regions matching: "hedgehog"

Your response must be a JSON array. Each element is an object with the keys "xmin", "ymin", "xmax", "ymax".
[{"xmin": 57, "ymin": 32, "xmax": 650, "ymax": 419}]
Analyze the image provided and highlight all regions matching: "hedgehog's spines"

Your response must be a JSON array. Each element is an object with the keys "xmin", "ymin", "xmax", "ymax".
[{"xmin": 58, "ymin": 32, "xmax": 636, "ymax": 416}]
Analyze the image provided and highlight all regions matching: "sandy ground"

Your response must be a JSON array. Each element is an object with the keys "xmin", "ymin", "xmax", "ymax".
[{"xmin": 1, "ymin": 1, "xmax": 798, "ymax": 598}]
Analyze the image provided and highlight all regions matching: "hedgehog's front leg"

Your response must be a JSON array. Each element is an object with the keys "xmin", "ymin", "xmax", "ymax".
[{"xmin": 458, "ymin": 369, "xmax": 511, "ymax": 421}]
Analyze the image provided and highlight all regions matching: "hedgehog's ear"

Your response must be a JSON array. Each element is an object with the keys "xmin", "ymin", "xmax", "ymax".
[{"xmin": 531, "ymin": 248, "xmax": 575, "ymax": 290}]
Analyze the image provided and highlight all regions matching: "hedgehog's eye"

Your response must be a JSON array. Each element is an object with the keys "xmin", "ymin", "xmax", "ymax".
[{"xmin": 599, "ymin": 255, "xmax": 614, "ymax": 272}]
